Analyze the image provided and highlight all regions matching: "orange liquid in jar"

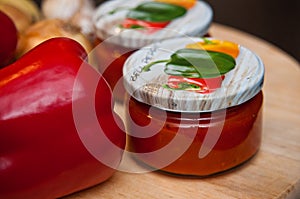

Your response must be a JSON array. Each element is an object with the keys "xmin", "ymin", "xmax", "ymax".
[
  {"xmin": 94, "ymin": 39, "xmax": 136, "ymax": 101},
  {"xmin": 125, "ymin": 91, "xmax": 263, "ymax": 176}
]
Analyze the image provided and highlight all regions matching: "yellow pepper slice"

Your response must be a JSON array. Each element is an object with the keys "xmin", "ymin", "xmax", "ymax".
[
  {"xmin": 186, "ymin": 38, "xmax": 240, "ymax": 58},
  {"xmin": 155, "ymin": 0, "xmax": 196, "ymax": 9}
]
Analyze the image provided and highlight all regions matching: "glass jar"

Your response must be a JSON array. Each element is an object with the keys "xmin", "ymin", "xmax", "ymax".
[
  {"xmin": 123, "ymin": 37, "xmax": 265, "ymax": 176},
  {"xmin": 93, "ymin": 0, "xmax": 213, "ymax": 101}
]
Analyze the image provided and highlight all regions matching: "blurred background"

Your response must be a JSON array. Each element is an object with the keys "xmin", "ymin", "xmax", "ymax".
[
  {"xmin": 34, "ymin": 0, "xmax": 299, "ymax": 62},
  {"xmin": 205, "ymin": 0, "xmax": 299, "ymax": 62}
]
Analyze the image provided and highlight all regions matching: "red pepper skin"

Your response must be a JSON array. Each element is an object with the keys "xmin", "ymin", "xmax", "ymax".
[
  {"xmin": 0, "ymin": 10, "xmax": 18, "ymax": 68},
  {"xmin": 0, "ymin": 38, "xmax": 126, "ymax": 199},
  {"xmin": 166, "ymin": 75, "xmax": 225, "ymax": 93},
  {"xmin": 122, "ymin": 18, "xmax": 170, "ymax": 32}
]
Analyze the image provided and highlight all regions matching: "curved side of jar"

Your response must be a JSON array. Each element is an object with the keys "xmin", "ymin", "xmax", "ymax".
[
  {"xmin": 125, "ymin": 91, "xmax": 263, "ymax": 176},
  {"xmin": 93, "ymin": 39, "xmax": 136, "ymax": 101}
]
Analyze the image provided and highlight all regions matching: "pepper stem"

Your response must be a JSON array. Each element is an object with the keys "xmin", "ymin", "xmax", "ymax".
[{"xmin": 142, "ymin": 59, "xmax": 170, "ymax": 72}]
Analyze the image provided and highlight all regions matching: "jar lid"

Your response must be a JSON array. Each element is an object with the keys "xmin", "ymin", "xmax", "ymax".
[
  {"xmin": 93, "ymin": 0, "xmax": 213, "ymax": 49},
  {"xmin": 123, "ymin": 37, "xmax": 265, "ymax": 112}
]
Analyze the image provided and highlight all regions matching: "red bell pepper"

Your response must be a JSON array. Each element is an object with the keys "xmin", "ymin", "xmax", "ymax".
[
  {"xmin": 165, "ymin": 75, "xmax": 225, "ymax": 93},
  {"xmin": 0, "ymin": 38, "xmax": 126, "ymax": 199},
  {"xmin": 0, "ymin": 10, "xmax": 18, "ymax": 68}
]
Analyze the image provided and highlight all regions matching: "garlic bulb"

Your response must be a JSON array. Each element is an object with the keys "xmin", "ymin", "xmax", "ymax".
[
  {"xmin": 0, "ymin": 3, "xmax": 32, "ymax": 32},
  {"xmin": 17, "ymin": 19, "xmax": 93, "ymax": 60},
  {"xmin": 41, "ymin": 0, "xmax": 95, "ymax": 40},
  {"xmin": 0, "ymin": 0, "xmax": 41, "ymax": 23}
]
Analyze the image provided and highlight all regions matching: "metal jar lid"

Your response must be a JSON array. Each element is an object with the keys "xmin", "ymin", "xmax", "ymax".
[
  {"xmin": 93, "ymin": 0, "xmax": 213, "ymax": 49},
  {"xmin": 123, "ymin": 37, "xmax": 265, "ymax": 112}
]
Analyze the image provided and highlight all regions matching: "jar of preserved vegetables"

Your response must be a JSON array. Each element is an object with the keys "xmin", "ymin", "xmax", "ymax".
[{"xmin": 123, "ymin": 37, "xmax": 264, "ymax": 176}]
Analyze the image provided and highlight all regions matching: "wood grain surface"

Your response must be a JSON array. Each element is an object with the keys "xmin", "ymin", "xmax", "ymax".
[{"xmin": 63, "ymin": 23, "xmax": 300, "ymax": 199}]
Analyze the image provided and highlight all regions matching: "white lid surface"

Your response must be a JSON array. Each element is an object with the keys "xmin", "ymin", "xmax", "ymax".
[
  {"xmin": 93, "ymin": 0, "xmax": 213, "ymax": 48},
  {"xmin": 123, "ymin": 37, "xmax": 265, "ymax": 112}
]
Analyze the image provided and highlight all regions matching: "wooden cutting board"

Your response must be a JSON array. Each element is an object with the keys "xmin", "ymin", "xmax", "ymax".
[{"xmin": 63, "ymin": 23, "xmax": 300, "ymax": 199}]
